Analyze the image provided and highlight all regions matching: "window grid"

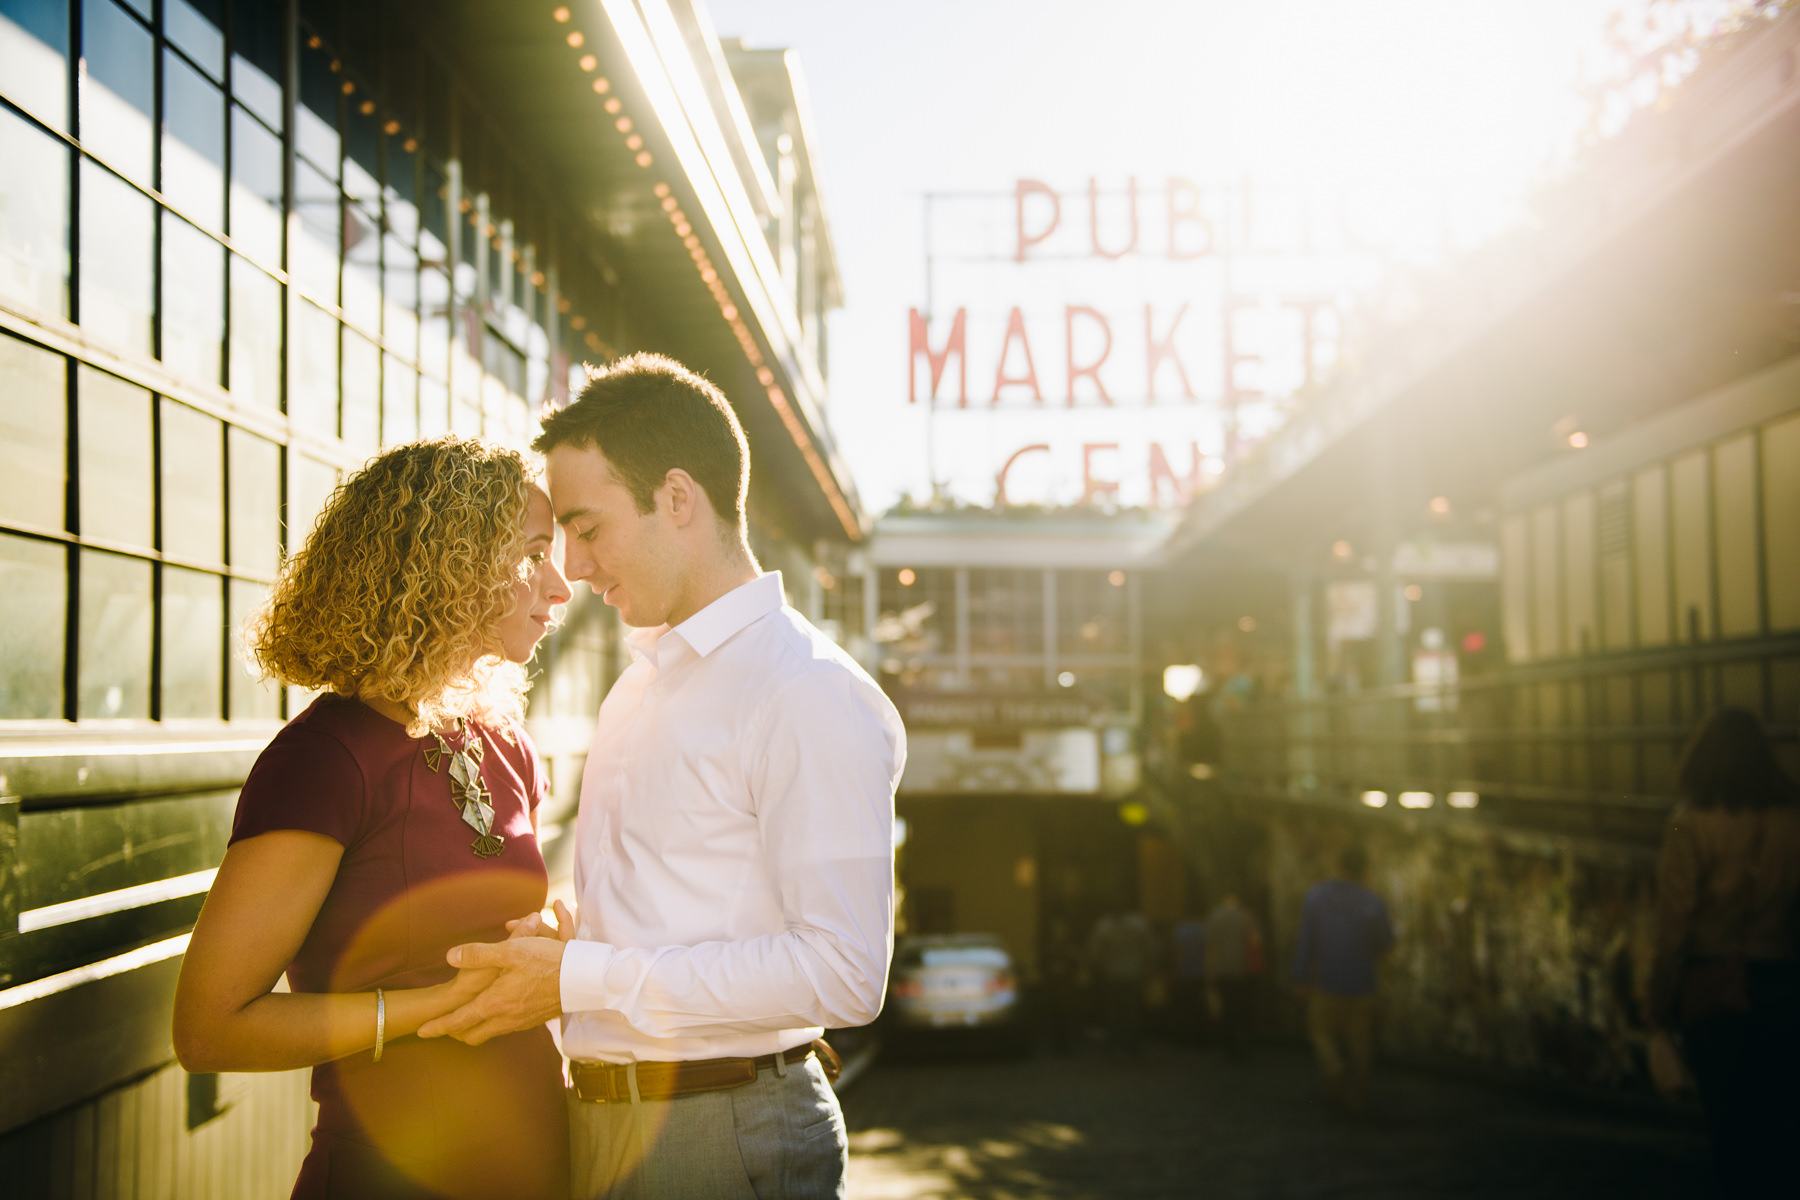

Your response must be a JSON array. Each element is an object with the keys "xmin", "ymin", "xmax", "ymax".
[{"xmin": 0, "ymin": 0, "xmax": 622, "ymax": 725}]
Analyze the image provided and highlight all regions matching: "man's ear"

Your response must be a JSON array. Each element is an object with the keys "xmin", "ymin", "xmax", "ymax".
[{"xmin": 660, "ymin": 469, "xmax": 701, "ymax": 529}]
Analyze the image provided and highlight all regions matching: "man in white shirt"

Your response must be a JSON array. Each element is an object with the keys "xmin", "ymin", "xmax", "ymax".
[{"xmin": 419, "ymin": 353, "xmax": 905, "ymax": 1198}]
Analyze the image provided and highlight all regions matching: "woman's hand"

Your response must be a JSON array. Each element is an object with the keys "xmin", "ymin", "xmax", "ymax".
[{"xmin": 505, "ymin": 899, "xmax": 577, "ymax": 942}]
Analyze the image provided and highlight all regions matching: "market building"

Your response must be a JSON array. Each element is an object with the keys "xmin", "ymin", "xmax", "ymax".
[{"xmin": 0, "ymin": 0, "xmax": 860, "ymax": 1184}]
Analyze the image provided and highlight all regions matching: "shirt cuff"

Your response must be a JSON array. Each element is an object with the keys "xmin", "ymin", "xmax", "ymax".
[{"xmin": 560, "ymin": 939, "xmax": 616, "ymax": 1015}]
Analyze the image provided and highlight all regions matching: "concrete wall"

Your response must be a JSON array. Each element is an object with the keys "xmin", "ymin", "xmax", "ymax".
[{"xmin": 1189, "ymin": 796, "xmax": 1660, "ymax": 1091}]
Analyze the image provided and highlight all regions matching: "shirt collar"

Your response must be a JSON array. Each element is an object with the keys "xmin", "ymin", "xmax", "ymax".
[{"xmin": 624, "ymin": 572, "xmax": 785, "ymax": 666}]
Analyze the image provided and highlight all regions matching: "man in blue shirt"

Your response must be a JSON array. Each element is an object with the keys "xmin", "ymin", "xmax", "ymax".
[{"xmin": 1292, "ymin": 845, "xmax": 1395, "ymax": 1113}]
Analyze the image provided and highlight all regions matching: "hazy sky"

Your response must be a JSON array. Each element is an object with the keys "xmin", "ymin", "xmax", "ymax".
[{"xmin": 704, "ymin": 0, "xmax": 1623, "ymax": 514}]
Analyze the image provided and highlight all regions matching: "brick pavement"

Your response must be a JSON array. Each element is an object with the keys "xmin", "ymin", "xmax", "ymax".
[{"xmin": 840, "ymin": 1043, "xmax": 1715, "ymax": 1199}]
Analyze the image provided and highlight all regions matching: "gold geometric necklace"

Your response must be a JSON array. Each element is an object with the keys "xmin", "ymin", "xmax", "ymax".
[{"xmin": 423, "ymin": 719, "xmax": 504, "ymax": 858}]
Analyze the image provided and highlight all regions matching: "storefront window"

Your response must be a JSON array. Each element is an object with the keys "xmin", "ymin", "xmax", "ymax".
[
  {"xmin": 287, "ymin": 452, "xmax": 337, "ymax": 551},
  {"xmin": 0, "ymin": 103, "xmax": 69, "ymax": 318},
  {"xmin": 80, "ymin": 0, "xmax": 154, "ymax": 187},
  {"xmin": 383, "ymin": 234, "xmax": 418, "ymax": 355},
  {"xmin": 227, "ymin": 254, "xmax": 281, "ymax": 408},
  {"xmin": 164, "ymin": 0, "xmax": 221, "ymax": 81},
  {"xmin": 341, "ymin": 197, "xmax": 382, "ymax": 333},
  {"xmin": 76, "ymin": 364, "xmax": 152, "ymax": 548},
  {"xmin": 77, "ymin": 547, "xmax": 151, "ymax": 718},
  {"xmin": 381, "ymin": 354, "xmax": 416, "ymax": 445},
  {"xmin": 419, "ymin": 374, "xmax": 448, "ymax": 437},
  {"xmin": 160, "ymin": 564, "xmax": 222, "ymax": 718},
  {"xmin": 228, "ymin": 577, "xmax": 277, "ymax": 718},
  {"xmin": 343, "ymin": 91, "xmax": 379, "ymax": 208},
  {"xmin": 78, "ymin": 160, "xmax": 154, "ymax": 354},
  {"xmin": 161, "ymin": 47, "xmax": 224, "ymax": 230},
  {"xmin": 0, "ymin": 331, "xmax": 66, "ymax": 530},
  {"xmin": 340, "ymin": 325, "xmax": 379, "ymax": 456},
  {"xmin": 292, "ymin": 300, "xmax": 339, "ymax": 438},
  {"xmin": 229, "ymin": 0, "xmax": 281, "ymax": 130},
  {"xmin": 228, "ymin": 106, "xmax": 283, "ymax": 264},
  {"xmin": 296, "ymin": 35, "xmax": 339, "ymax": 175},
  {"xmin": 158, "ymin": 397, "xmax": 223, "ymax": 564},
  {"xmin": 0, "ymin": 0, "xmax": 70, "ymax": 131},
  {"xmin": 227, "ymin": 425, "xmax": 279, "ymax": 575},
  {"xmin": 160, "ymin": 214, "xmax": 224, "ymax": 387},
  {"xmin": 292, "ymin": 157, "xmax": 340, "ymax": 301},
  {"xmin": 0, "ymin": 533, "xmax": 65, "ymax": 718}
]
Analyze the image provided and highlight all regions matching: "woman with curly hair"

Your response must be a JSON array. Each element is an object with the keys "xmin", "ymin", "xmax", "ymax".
[{"xmin": 173, "ymin": 436, "xmax": 573, "ymax": 1200}]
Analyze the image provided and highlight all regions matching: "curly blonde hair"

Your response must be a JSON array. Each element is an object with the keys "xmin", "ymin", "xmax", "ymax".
[{"xmin": 248, "ymin": 437, "xmax": 537, "ymax": 738}]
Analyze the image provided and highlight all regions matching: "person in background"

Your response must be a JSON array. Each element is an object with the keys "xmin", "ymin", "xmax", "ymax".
[
  {"xmin": 1292, "ymin": 845, "xmax": 1394, "ymax": 1113},
  {"xmin": 1204, "ymin": 891, "xmax": 1264, "ymax": 1053},
  {"xmin": 1649, "ymin": 707, "xmax": 1800, "ymax": 1198},
  {"xmin": 1087, "ymin": 910, "xmax": 1160, "ymax": 1053},
  {"xmin": 172, "ymin": 437, "xmax": 573, "ymax": 1199},
  {"xmin": 1170, "ymin": 910, "xmax": 1208, "ymax": 1044}
]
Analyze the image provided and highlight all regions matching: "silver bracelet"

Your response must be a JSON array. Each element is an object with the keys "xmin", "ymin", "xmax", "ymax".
[{"xmin": 373, "ymin": 988, "xmax": 386, "ymax": 1063}]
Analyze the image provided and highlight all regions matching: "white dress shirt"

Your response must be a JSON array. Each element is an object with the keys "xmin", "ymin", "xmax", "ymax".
[{"xmin": 560, "ymin": 572, "xmax": 906, "ymax": 1063}]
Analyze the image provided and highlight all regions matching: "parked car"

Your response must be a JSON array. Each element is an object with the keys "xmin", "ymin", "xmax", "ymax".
[{"xmin": 885, "ymin": 934, "xmax": 1026, "ymax": 1053}]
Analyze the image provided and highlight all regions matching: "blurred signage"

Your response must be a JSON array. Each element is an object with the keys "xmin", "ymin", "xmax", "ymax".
[
  {"xmin": 895, "ymin": 692, "xmax": 1103, "ymax": 728},
  {"xmin": 899, "ymin": 728, "xmax": 1102, "ymax": 796},
  {"xmin": 909, "ymin": 177, "xmax": 1394, "ymax": 508},
  {"xmin": 1393, "ymin": 540, "xmax": 1500, "ymax": 579}
]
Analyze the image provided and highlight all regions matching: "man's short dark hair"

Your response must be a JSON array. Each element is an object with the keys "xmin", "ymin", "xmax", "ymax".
[{"xmin": 533, "ymin": 352, "xmax": 749, "ymax": 525}]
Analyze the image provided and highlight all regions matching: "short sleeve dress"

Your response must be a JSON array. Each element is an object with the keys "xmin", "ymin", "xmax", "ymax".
[{"xmin": 230, "ymin": 693, "xmax": 570, "ymax": 1200}]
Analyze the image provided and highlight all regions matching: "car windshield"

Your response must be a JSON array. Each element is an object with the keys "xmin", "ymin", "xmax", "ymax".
[{"xmin": 918, "ymin": 946, "xmax": 1009, "ymax": 968}]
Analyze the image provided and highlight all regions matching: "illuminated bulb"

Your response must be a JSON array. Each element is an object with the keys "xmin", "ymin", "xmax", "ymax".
[
  {"xmin": 636, "ymin": 151, "xmax": 652, "ymax": 167},
  {"xmin": 570, "ymin": 316, "xmax": 586, "ymax": 330},
  {"xmin": 673, "ymin": 221, "xmax": 690, "ymax": 236},
  {"xmin": 615, "ymin": 116, "xmax": 632, "ymax": 132},
  {"xmin": 1404, "ymin": 584, "xmax": 1423, "ymax": 602},
  {"xmin": 1399, "ymin": 791, "xmax": 1434, "ymax": 809},
  {"xmin": 756, "ymin": 367, "xmax": 775, "ymax": 386},
  {"xmin": 579, "ymin": 54, "xmax": 597, "ymax": 71},
  {"xmin": 683, "ymin": 235, "xmax": 699, "ymax": 249},
  {"xmin": 552, "ymin": 6, "xmax": 570, "ymax": 20},
  {"xmin": 698, "ymin": 265, "xmax": 715, "ymax": 280},
  {"xmin": 592, "ymin": 77, "xmax": 610, "ymax": 94},
  {"xmin": 1568, "ymin": 431, "xmax": 1589, "ymax": 449},
  {"xmin": 1057, "ymin": 671, "xmax": 1076, "ymax": 688},
  {"xmin": 383, "ymin": 119, "xmax": 400, "ymax": 134},
  {"xmin": 1331, "ymin": 539, "xmax": 1353, "ymax": 560},
  {"xmin": 721, "ymin": 304, "xmax": 738, "ymax": 320},
  {"xmin": 604, "ymin": 97, "xmax": 622, "ymax": 114},
  {"xmin": 360, "ymin": 99, "xmax": 375, "ymax": 115},
  {"xmin": 652, "ymin": 182, "xmax": 670, "ymax": 198},
  {"xmin": 341, "ymin": 80, "xmax": 355, "ymax": 95},
  {"xmin": 1108, "ymin": 570, "xmax": 1125, "ymax": 587},
  {"xmin": 626, "ymin": 135, "xmax": 642, "ymax": 150},
  {"xmin": 567, "ymin": 30, "xmax": 584, "ymax": 47},
  {"xmin": 897, "ymin": 569, "xmax": 916, "ymax": 586},
  {"xmin": 1448, "ymin": 791, "xmax": 1480, "ymax": 809},
  {"xmin": 403, "ymin": 138, "xmax": 417, "ymax": 152},
  {"xmin": 661, "ymin": 196, "xmax": 679, "ymax": 212},
  {"xmin": 1360, "ymin": 791, "xmax": 1388, "ymax": 808},
  {"xmin": 1429, "ymin": 496, "xmax": 1450, "ymax": 515}
]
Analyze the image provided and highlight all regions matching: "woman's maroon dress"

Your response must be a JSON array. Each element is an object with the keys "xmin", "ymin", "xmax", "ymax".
[{"xmin": 230, "ymin": 694, "xmax": 570, "ymax": 1200}]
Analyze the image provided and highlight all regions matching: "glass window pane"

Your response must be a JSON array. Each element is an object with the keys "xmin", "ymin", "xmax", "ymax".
[
  {"xmin": 296, "ymin": 36, "xmax": 339, "ymax": 174},
  {"xmin": 292, "ymin": 301, "xmax": 338, "ymax": 437},
  {"xmin": 0, "ymin": 532, "xmax": 65, "ymax": 716},
  {"xmin": 76, "ymin": 364, "xmax": 151, "ymax": 546},
  {"xmin": 1671, "ymin": 451, "xmax": 1712, "ymax": 641},
  {"xmin": 77, "ymin": 160, "xmax": 153, "ymax": 354},
  {"xmin": 158, "ymin": 397, "xmax": 222, "ymax": 563},
  {"xmin": 1714, "ymin": 435, "xmax": 1759, "ymax": 638},
  {"xmin": 293, "ymin": 157, "xmax": 340, "ymax": 301},
  {"xmin": 420, "ymin": 156, "xmax": 448, "ymax": 262},
  {"xmin": 1634, "ymin": 467, "xmax": 1670, "ymax": 647},
  {"xmin": 228, "ymin": 106, "xmax": 283, "ymax": 264},
  {"xmin": 0, "ymin": 0, "xmax": 70, "ymax": 132},
  {"xmin": 227, "ymin": 425, "xmax": 278, "ymax": 574},
  {"xmin": 228, "ymin": 577, "xmax": 277, "ymax": 719},
  {"xmin": 287, "ymin": 451, "xmax": 337, "ymax": 551},
  {"xmin": 160, "ymin": 214, "xmax": 224, "ymax": 387},
  {"xmin": 0, "ymin": 106, "xmax": 70, "ymax": 317},
  {"xmin": 229, "ymin": 0, "xmax": 281, "ymax": 130},
  {"xmin": 77, "ymin": 546, "xmax": 150, "ymax": 718},
  {"xmin": 382, "ymin": 235, "xmax": 418, "ymax": 358},
  {"xmin": 227, "ymin": 254, "xmax": 280, "ymax": 408},
  {"xmin": 0, "ymin": 331, "xmax": 66, "ymax": 531},
  {"xmin": 161, "ymin": 564, "xmax": 221, "ymax": 717},
  {"xmin": 341, "ymin": 325, "xmax": 378, "ymax": 456},
  {"xmin": 418, "ymin": 374, "xmax": 447, "ymax": 437},
  {"xmin": 343, "ymin": 94, "xmax": 379, "ymax": 207},
  {"xmin": 386, "ymin": 134, "xmax": 419, "ymax": 246},
  {"xmin": 1766, "ymin": 415, "xmax": 1800, "ymax": 633},
  {"xmin": 161, "ymin": 48, "xmax": 224, "ymax": 229},
  {"xmin": 381, "ymin": 353, "xmax": 415, "ymax": 445},
  {"xmin": 342, "ymin": 199, "xmax": 381, "ymax": 333},
  {"xmin": 79, "ymin": 0, "xmax": 153, "ymax": 186},
  {"xmin": 419, "ymin": 264, "xmax": 449, "ymax": 378},
  {"xmin": 1562, "ymin": 492, "xmax": 1597, "ymax": 656},
  {"xmin": 164, "ymin": 0, "xmax": 222, "ymax": 81}
]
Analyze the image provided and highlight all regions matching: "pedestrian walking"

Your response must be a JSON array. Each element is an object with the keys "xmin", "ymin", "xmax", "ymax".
[
  {"xmin": 1170, "ymin": 911, "xmax": 1208, "ymax": 1043},
  {"xmin": 1087, "ymin": 910, "xmax": 1159, "ymax": 1052},
  {"xmin": 1292, "ymin": 846, "xmax": 1394, "ymax": 1113},
  {"xmin": 1204, "ymin": 892, "xmax": 1264, "ymax": 1052},
  {"xmin": 1648, "ymin": 707, "xmax": 1800, "ymax": 1198}
]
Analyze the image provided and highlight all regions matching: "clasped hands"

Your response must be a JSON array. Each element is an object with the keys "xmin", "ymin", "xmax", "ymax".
[{"xmin": 417, "ymin": 898, "xmax": 576, "ymax": 1047}]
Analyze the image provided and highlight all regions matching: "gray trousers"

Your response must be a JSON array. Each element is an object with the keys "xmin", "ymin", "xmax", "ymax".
[{"xmin": 568, "ymin": 1055, "xmax": 847, "ymax": 1199}]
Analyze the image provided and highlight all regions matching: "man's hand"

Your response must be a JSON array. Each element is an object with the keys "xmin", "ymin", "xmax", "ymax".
[
  {"xmin": 505, "ymin": 899, "xmax": 577, "ymax": 943},
  {"xmin": 417, "ymin": 932, "xmax": 568, "ymax": 1046}
]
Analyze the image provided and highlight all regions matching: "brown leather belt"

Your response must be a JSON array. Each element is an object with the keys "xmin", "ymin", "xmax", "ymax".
[{"xmin": 570, "ymin": 1039, "xmax": 842, "ymax": 1103}]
